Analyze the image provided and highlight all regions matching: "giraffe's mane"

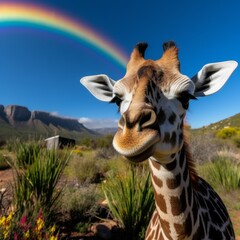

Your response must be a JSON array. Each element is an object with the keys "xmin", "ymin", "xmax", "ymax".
[{"xmin": 183, "ymin": 127, "xmax": 199, "ymax": 188}]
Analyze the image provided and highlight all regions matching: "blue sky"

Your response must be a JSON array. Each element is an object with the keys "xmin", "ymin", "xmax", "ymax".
[{"xmin": 0, "ymin": 0, "xmax": 239, "ymax": 129}]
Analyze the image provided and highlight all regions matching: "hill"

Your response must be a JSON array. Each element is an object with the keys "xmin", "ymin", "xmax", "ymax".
[
  {"xmin": 0, "ymin": 104, "xmax": 97, "ymax": 141},
  {"xmin": 206, "ymin": 113, "xmax": 240, "ymax": 130},
  {"xmin": 192, "ymin": 113, "xmax": 240, "ymax": 134}
]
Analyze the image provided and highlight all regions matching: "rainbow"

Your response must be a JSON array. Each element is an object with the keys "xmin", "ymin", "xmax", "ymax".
[{"xmin": 0, "ymin": 2, "xmax": 128, "ymax": 68}]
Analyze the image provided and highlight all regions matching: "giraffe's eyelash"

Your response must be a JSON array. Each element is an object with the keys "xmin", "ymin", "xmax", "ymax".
[
  {"xmin": 110, "ymin": 96, "xmax": 122, "ymax": 106},
  {"xmin": 177, "ymin": 91, "xmax": 197, "ymax": 109},
  {"xmin": 110, "ymin": 96, "xmax": 122, "ymax": 112},
  {"xmin": 177, "ymin": 91, "xmax": 197, "ymax": 101}
]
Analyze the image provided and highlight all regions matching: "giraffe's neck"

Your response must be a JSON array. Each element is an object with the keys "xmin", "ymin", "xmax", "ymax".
[{"xmin": 147, "ymin": 145, "xmax": 199, "ymax": 239}]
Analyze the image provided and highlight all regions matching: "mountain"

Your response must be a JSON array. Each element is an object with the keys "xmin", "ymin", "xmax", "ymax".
[
  {"xmin": 93, "ymin": 128, "xmax": 117, "ymax": 135},
  {"xmin": 193, "ymin": 113, "xmax": 240, "ymax": 133},
  {"xmin": 0, "ymin": 104, "xmax": 97, "ymax": 141}
]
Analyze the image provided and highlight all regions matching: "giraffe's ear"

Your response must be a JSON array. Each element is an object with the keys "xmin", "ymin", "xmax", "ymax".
[
  {"xmin": 80, "ymin": 74, "xmax": 116, "ymax": 102},
  {"xmin": 191, "ymin": 61, "xmax": 238, "ymax": 97}
]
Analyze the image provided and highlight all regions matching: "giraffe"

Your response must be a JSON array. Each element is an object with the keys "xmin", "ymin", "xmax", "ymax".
[{"xmin": 80, "ymin": 41, "xmax": 237, "ymax": 239}]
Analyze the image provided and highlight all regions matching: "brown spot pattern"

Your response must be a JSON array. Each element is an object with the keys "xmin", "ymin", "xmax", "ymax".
[
  {"xmin": 160, "ymin": 218, "xmax": 173, "ymax": 240},
  {"xmin": 153, "ymin": 174, "xmax": 163, "ymax": 188},
  {"xmin": 166, "ymin": 173, "xmax": 181, "ymax": 189},
  {"xmin": 155, "ymin": 192, "xmax": 167, "ymax": 213}
]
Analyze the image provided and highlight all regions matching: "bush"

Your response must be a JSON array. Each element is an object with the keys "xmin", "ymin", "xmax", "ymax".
[
  {"xmin": 102, "ymin": 165, "xmax": 155, "ymax": 240},
  {"xmin": 65, "ymin": 153, "xmax": 111, "ymax": 184},
  {"xmin": 0, "ymin": 153, "xmax": 11, "ymax": 170},
  {"xmin": 189, "ymin": 133, "xmax": 223, "ymax": 163},
  {"xmin": 216, "ymin": 127, "xmax": 240, "ymax": 148},
  {"xmin": 232, "ymin": 135, "xmax": 240, "ymax": 148},
  {"xmin": 61, "ymin": 185, "xmax": 99, "ymax": 225},
  {"xmin": 12, "ymin": 149, "xmax": 70, "ymax": 224},
  {"xmin": 200, "ymin": 156, "xmax": 240, "ymax": 191},
  {"xmin": 6, "ymin": 138, "xmax": 21, "ymax": 152},
  {"xmin": 216, "ymin": 127, "xmax": 238, "ymax": 139},
  {"xmin": 16, "ymin": 142, "xmax": 41, "ymax": 168}
]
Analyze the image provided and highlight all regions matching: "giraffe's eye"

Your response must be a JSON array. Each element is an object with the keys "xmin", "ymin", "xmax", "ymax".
[
  {"xmin": 110, "ymin": 96, "xmax": 122, "ymax": 111},
  {"xmin": 177, "ymin": 91, "xmax": 197, "ymax": 109}
]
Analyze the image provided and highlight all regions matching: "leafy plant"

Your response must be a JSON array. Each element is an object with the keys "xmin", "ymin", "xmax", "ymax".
[
  {"xmin": 0, "ymin": 153, "xmax": 10, "ymax": 170},
  {"xmin": 216, "ymin": 127, "xmax": 238, "ymax": 139},
  {"xmin": 232, "ymin": 135, "xmax": 240, "ymax": 148},
  {"xmin": 16, "ymin": 142, "xmax": 41, "ymax": 168},
  {"xmin": 65, "ymin": 152, "xmax": 111, "ymax": 184},
  {"xmin": 102, "ymin": 165, "xmax": 155, "ymax": 240},
  {"xmin": 12, "ymin": 149, "xmax": 70, "ymax": 224},
  {"xmin": 61, "ymin": 185, "xmax": 99, "ymax": 227},
  {"xmin": 202, "ymin": 156, "xmax": 240, "ymax": 191}
]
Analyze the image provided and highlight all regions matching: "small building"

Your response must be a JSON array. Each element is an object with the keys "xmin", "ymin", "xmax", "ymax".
[{"xmin": 45, "ymin": 135, "xmax": 75, "ymax": 150}]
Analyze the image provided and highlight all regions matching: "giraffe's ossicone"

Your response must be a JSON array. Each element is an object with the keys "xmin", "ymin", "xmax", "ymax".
[{"xmin": 80, "ymin": 41, "xmax": 237, "ymax": 240}]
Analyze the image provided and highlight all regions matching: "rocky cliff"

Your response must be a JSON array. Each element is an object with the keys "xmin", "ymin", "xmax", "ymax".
[{"xmin": 0, "ymin": 104, "xmax": 96, "ymax": 140}]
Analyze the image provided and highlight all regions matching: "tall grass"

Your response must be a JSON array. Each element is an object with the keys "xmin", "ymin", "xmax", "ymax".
[
  {"xmin": 13, "ymin": 149, "xmax": 70, "ymax": 224},
  {"xmin": 0, "ymin": 152, "xmax": 11, "ymax": 170},
  {"xmin": 102, "ymin": 165, "xmax": 155, "ymax": 240},
  {"xmin": 16, "ymin": 141, "xmax": 41, "ymax": 168},
  {"xmin": 211, "ymin": 156, "xmax": 240, "ymax": 191},
  {"xmin": 199, "ymin": 156, "xmax": 240, "ymax": 191}
]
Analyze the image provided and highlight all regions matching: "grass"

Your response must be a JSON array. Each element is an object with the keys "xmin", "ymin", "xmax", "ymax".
[
  {"xmin": 64, "ymin": 147, "xmax": 124, "ymax": 184},
  {"xmin": 102, "ymin": 164, "xmax": 155, "ymax": 240},
  {"xmin": 12, "ymin": 149, "xmax": 70, "ymax": 224},
  {"xmin": 198, "ymin": 155, "xmax": 240, "ymax": 191},
  {"xmin": 0, "ymin": 152, "xmax": 11, "ymax": 170},
  {"xmin": 197, "ymin": 154, "xmax": 240, "ymax": 236},
  {"xmin": 61, "ymin": 184, "xmax": 100, "ymax": 232},
  {"xmin": 15, "ymin": 141, "xmax": 41, "ymax": 168}
]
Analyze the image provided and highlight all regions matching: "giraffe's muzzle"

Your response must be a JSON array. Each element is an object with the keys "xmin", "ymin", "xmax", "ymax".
[{"xmin": 113, "ymin": 109, "xmax": 160, "ymax": 162}]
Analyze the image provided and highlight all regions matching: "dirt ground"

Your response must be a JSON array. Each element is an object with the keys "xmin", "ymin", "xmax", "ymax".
[{"xmin": 0, "ymin": 168, "xmax": 14, "ymax": 187}]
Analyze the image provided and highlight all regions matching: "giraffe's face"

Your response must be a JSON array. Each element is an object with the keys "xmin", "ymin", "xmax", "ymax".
[
  {"xmin": 112, "ymin": 56, "xmax": 195, "ymax": 162},
  {"xmin": 80, "ymin": 41, "xmax": 237, "ymax": 163}
]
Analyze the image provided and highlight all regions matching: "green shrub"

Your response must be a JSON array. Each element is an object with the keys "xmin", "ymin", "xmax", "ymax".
[
  {"xmin": 12, "ymin": 149, "xmax": 70, "ymax": 224},
  {"xmin": 61, "ymin": 185, "xmax": 99, "ymax": 224},
  {"xmin": 0, "ymin": 153, "xmax": 10, "ymax": 170},
  {"xmin": 16, "ymin": 142, "xmax": 41, "ymax": 168},
  {"xmin": 6, "ymin": 138, "xmax": 21, "ymax": 152},
  {"xmin": 203, "ymin": 156, "xmax": 240, "ymax": 191},
  {"xmin": 216, "ymin": 127, "xmax": 238, "ymax": 139},
  {"xmin": 65, "ymin": 153, "xmax": 111, "ymax": 184},
  {"xmin": 102, "ymin": 165, "xmax": 155, "ymax": 240},
  {"xmin": 232, "ymin": 135, "xmax": 240, "ymax": 148}
]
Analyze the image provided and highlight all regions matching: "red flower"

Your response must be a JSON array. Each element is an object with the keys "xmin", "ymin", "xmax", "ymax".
[{"xmin": 19, "ymin": 215, "xmax": 30, "ymax": 232}]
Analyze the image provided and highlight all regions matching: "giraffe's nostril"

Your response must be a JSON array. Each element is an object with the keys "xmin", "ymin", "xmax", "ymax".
[
  {"xmin": 140, "ymin": 109, "xmax": 157, "ymax": 129},
  {"xmin": 118, "ymin": 115, "xmax": 125, "ymax": 129},
  {"xmin": 118, "ymin": 109, "xmax": 157, "ymax": 131}
]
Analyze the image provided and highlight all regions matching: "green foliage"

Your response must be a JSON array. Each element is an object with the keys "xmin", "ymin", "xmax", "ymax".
[
  {"xmin": 61, "ymin": 185, "xmax": 99, "ymax": 225},
  {"xmin": 232, "ymin": 135, "xmax": 240, "ymax": 148},
  {"xmin": 12, "ymin": 149, "xmax": 70, "ymax": 224},
  {"xmin": 102, "ymin": 165, "xmax": 155, "ymax": 240},
  {"xmin": 0, "ymin": 153, "xmax": 10, "ymax": 170},
  {"xmin": 65, "ymin": 151, "xmax": 112, "ymax": 184},
  {"xmin": 16, "ymin": 142, "xmax": 41, "ymax": 168},
  {"xmin": 79, "ymin": 135, "xmax": 114, "ymax": 149},
  {"xmin": 216, "ymin": 127, "xmax": 239, "ymax": 139},
  {"xmin": 201, "ymin": 156, "xmax": 240, "ymax": 191},
  {"xmin": 6, "ymin": 138, "xmax": 21, "ymax": 152},
  {"xmin": 216, "ymin": 127, "xmax": 240, "ymax": 148}
]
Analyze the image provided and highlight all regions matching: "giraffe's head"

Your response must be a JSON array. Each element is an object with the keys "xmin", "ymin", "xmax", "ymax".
[{"xmin": 81, "ymin": 41, "xmax": 237, "ymax": 163}]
